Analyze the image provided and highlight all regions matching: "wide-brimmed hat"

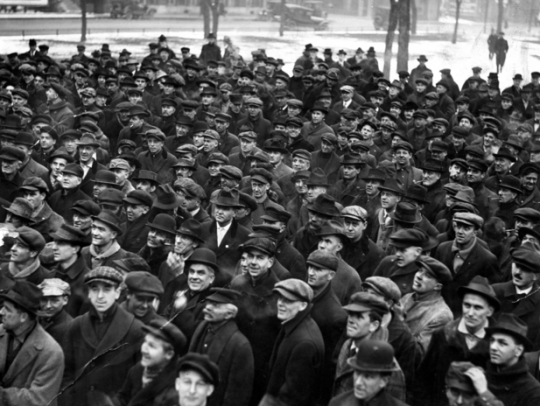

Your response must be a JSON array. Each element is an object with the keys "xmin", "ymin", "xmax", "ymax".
[
  {"xmin": 389, "ymin": 202, "xmax": 422, "ymax": 224},
  {"xmin": 154, "ymin": 184, "xmax": 182, "ymax": 210},
  {"xmin": 499, "ymin": 175, "xmax": 522, "ymax": 194},
  {"xmin": 214, "ymin": 187, "xmax": 243, "ymax": 208},
  {"xmin": 77, "ymin": 133, "xmax": 101, "ymax": 148},
  {"xmin": 347, "ymin": 339, "xmax": 398, "ymax": 373},
  {"xmin": 307, "ymin": 193, "xmax": 340, "ymax": 217},
  {"xmin": 176, "ymin": 218, "xmax": 205, "ymax": 243},
  {"xmin": 493, "ymin": 147, "xmax": 517, "ymax": 162},
  {"xmin": 485, "ymin": 313, "xmax": 533, "ymax": 351},
  {"xmin": 404, "ymin": 184, "xmax": 430, "ymax": 205},
  {"xmin": 363, "ymin": 168, "xmax": 386, "ymax": 183},
  {"xmin": 418, "ymin": 158, "xmax": 445, "ymax": 173},
  {"xmin": 0, "ymin": 280, "xmax": 42, "ymax": 315},
  {"xmin": 457, "ymin": 275, "xmax": 500, "ymax": 311},
  {"xmin": 50, "ymin": 223, "xmax": 91, "ymax": 246},
  {"xmin": 3, "ymin": 197, "xmax": 34, "ymax": 222},
  {"xmin": 306, "ymin": 168, "xmax": 328, "ymax": 187},
  {"xmin": 92, "ymin": 210, "xmax": 123, "ymax": 235},
  {"xmin": 146, "ymin": 213, "xmax": 176, "ymax": 237},
  {"xmin": 377, "ymin": 178, "xmax": 403, "ymax": 196},
  {"xmin": 185, "ymin": 248, "xmax": 219, "ymax": 274}
]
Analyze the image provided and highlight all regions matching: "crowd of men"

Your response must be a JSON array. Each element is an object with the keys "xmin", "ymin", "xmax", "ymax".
[{"xmin": 1, "ymin": 32, "xmax": 540, "ymax": 406}]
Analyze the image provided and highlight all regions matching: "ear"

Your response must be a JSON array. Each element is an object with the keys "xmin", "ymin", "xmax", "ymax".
[
  {"xmin": 299, "ymin": 301, "xmax": 308, "ymax": 311},
  {"xmin": 268, "ymin": 256, "xmax": 275, "ymax": 267},
  {"xmin": 433, "ymin": 282, "xmax": 443, "ymax": 292},
  {"xmin": 327, "ymin": 271, "xmax": 336, "ymax": 281},
  {"xmin": 369, "ymin": 319, "xmax": 381, "ymax": 333}
]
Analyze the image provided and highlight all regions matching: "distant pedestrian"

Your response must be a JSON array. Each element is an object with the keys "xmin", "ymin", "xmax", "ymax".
[
  {"xmin": 487, "ymin": 28, "xmax": 497, "ymax": 60},
  {"xmin": 494, "ymin": 32, "xmax": 509, "ymax": 73}
]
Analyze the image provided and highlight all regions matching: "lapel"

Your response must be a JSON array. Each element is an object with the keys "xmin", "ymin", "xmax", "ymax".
[
  {"xmin": 460, "ymin": 243, "xmax": 480, "ymax": 273},
  {"xmin": 2, "ymin": 324, "xmax": 43, "ymax": 385},
  {"xmin": 216, "ymin": 221, "xmax": 238, "ymax": 256},
  {"xmin": 206, "ymin": 320, "xmax": 238, "ymax": 363}
]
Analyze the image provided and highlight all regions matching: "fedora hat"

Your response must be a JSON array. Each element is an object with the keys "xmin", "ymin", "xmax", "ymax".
[
  {"xmin": 377, "ymin": 178, "xmax": 403, "ymax": 196},
  {"xmin": 176, "ymin": 218, "xmax": 205, "ymax": 243},
  {"xmin": 92, "ymin": 170, "xmax": 117, "ymax": 186},
  {"xmin": 389, "ymin": 202, "xmax": 421, "ymax": 224},
  {"xmin": 0, "ymin": 280, "xmax": 42, "ymax": 315},
  {"xmin": 418, "ymin": 158, "xmax": 445, "ymax": 173},
  {"xmin": 404, "ymin": 184, "xmax": 429, "ymax": 205},
  {"xmin": 486, "ymin": 313, "xmax": 533, "ymax": 351},
  {"xmin": 306, "ymin": 168, "xmax": 328, "ymax": 187},
  {"xmin": 214, "ymin": 187, "xmax": 243, "ymax": 208},
  {"xmin": 499, "ymin": 175, "xmax": 521, "ymax": 194},
  {"xmin": 493, "ymin": 147, "xmax": 517, "ymax": 162},
  {"xmin": 185, "ymin": 248, "xmax": 219, "ymax": 274},
  {"xmin": 92, "ymin": 210, "xmax": 123, "ymax": 235},
  {"xmin": 77, "ymin": 133, "xmax": 101, "ymax": 148},
  {"xmin": 307, "ymin": 193, "xmax": 340, "ymax": 218},
  {"xmin": 3, "ymin": 197, "xmax": 34, "ymax": 222},
  {"xmin": 347, "ymin": 339, "xmax": 398, "ymax": 373},
  {"xmin": 132, "ymin": 170, "xmax": 160, "ymax": 185},
  {"xmin": 146, "ymin": 213, "xmax": 176, "ymax": 237},
  {"xmin": 457, "ymin": 275, "xmax": 500, "ymax": 311},
  {"xmin": 363, "ymin": 168, "xmax": 386, "ymax": 183},
  {"xmin": 154, "ymin": 184, "xmax": 182, "ymax": 210}
]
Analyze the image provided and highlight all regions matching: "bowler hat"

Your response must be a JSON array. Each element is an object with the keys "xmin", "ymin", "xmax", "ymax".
[
  {"xmin": 176, "ymin": 218, "xmax": 205, "ymax": 243},
  {"xmin": 147, "ymin": 213, "xmax": 176, "ymax": 237},
  {"xmin": 14, "ymin": 131, "xmax": 35, "ymax": 147},
  {"xmin": 126, "ymin": 271, "xmax": 164, "ymax": 297},
  {"xmin": 486, "ymin": 313, "xmax": 532, "ymax": 351},
  {"xmin": 493, "ymin": 147, "xmax": 517, "ymax": 162},
  {"xmin": 143, "ymin": 319, "xmax": 187, "ymax": 353},
  {"xmin": 274, "ymin": 279, "xmax": 313, "ymax": 303},
  {"xmin": 457, "ymin": 275, "xmax": 500, "ymax": 311},
  {"xmin": 347, "ymin": 339, "xmax": 398, "ymax": 373},
  {"xmin": 92, "ymin": 210, "xmax": 123, "ymax": 235},
  {"xmin": 377, "ymin": 178, "xmax": 403, "ymax": 195},
  {"xmin": 176, "ymin": 353, "xmax": 220, "ymax": 385},
  {"xmin": 0, "ymin": 280, "xmax": 42, "ymax": 315},
  {"xmin": 499, "ymin": 175, "xmax": 522, "ymax": 194},
  {"xmin": 98, "ymin": 189, "xmax": 124, "ymax": 207},
  {"xmin": 185, "ymin": 248, "xmax": 219, "ymax": 274},
  {"xmin": 50, "ymin": 223, "xmax": 91, "ymax": 246},
  {"xmin": 307, "ymin": 193, "xmax": 340, "ymax": 217},
  {"xmin": 311, "ymin": 102, "xmax": 328, "ymax": 114}
]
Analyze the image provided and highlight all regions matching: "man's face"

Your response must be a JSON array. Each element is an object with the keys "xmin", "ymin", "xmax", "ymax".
[
  {"xmin": 511, "ymin": 262, "xmax": 537, "ymax": 290},
  {"xmin": 147, "ymin": 138, "xmax": 164, "ymax": 155},
  {"xmin": 12, "ymin": 95, "xmax": 27, "ymax": 106},
  {"xmin": 39, "ymin": 132, "xmax": 56, "ymax": 150},
  {"xmin": 162, "ymin": 105, "xmax": 175, "ymax": 117},
  {"xmin": 251, "ymin": 180, "xmax": 269, "ymax": 199},
  {"xmin": 307, "ymin": 186, "xmax": 326, "ymax": 203},
  {"xmin": 176, "ymin": 370, "xmax": 214, "ymax": 406},
  {"xmin": 240, "ymin": 137, "xmax": 256, "ymax": 155},
  {"xmin": 422, "ymin": 170, "xmax": 441, "ymax": 187},
  {"xmin": 81, "ymin": 94, "xmax": 95, "ymax": 107},
  {"xmin": 91, "ymin": 220, "xmax": 117, "ymax": 247},
  {"xmin": 380, "ymin": 191, "xmax": 400, "ymax": 210},
  {"xmin": 308, "ymin": 211, "xmax": 328, "ymax": 231},
  {"xmin": 276, "ymin": 294, "xmax": 305, "ymax": 321},
  {"xmin": 292, "ymin": 157, "xmax": 310, "ymax": 172},
  {"xmin": 467, "ymin": 168, "xmax": 485, "ymax": 184},
  {"xmin": 214, "ymin": 119, "xmax": 229, "ymax": 134},
  {"xmin": 498, "ymin": 187, "xmax": 516, "ymax": 204},
  {"xmin": 1, "ymin": 159, "xmax": 21, "ymax": 175},
  {"xmin": 268, "ymin": 151, "xmax": 283, "ymax": 166},
  {"xmin": 126, "ymin": 292, "xmax": 156, "ymax": 318},
  {"xmin": 0, "ymin": 300, "xmax": 25, "ymax": 331},
  {"xmin": 287, "ymin": 125, "xmax": 302, "ymax": 139},
  {"xmin": 192, "ymin": 132, "xmax": 204, "ymax": 148},
  {"xmin": 245, "ymin": 248, "xmax": 273, "ymax": 279},
  {"xmin": 453, "ymin": 221, "xmax": 476, "ymax": 245},
  {"xmin": 22, "ymin": 190, "xmax": 45, "ymax": 210},
  {"xmin": 453, "ymin": 136, "xmax": 465, "ymax": 149},
  {"xmin": 521, "ymin": 172, "xmax": 538, "ymax": 192},
  {"xmin": 174, "ymin": 234, "xmax": 197, "ymax": 255},
  {"xmin": 394, "ymin": 246, "xmax": 421, "ymax": 267},
  {"xmin": 321, "ymin": 140, "xmax": 334, "ymax": 154},
  {"xmin": 176, "ymin": 124, "xmax": 190, "ymax": 138},
  {"xmin": 483, "ymin": 133, "xmax": 497, "ymax": 147},
  {"xmin": 247, "ymin": 105, "xmax": 261, "ymax": 118},
  {"xmin": 203, "ymin": 301, "xmax": 231, "ymax": 323},
  {"xmin": 187, "ymin": 264, "xmax": 215, "ymax": 292},
  {"xmin": 136, "ymin": 180, "xmax": 155, "ymax": 193},
  {"xmin": 295, "ymin": 179, "xmax": 308, "ymax": 195},
  {"xmin": 353, "ymin": 371, "xmax": 387, "ymax": 402},
  {"xmin": 412, "ymin": 268, "xmax": 441, "ymax": 294},
  {"xmin": 147, "ymin": 229, "xmax": 170, "ymax": 248},
  {"xmin": 40, "ymin": 295, "xmax": 68, "ymax": 318},
  {"xmin": 307, "ymin": 264, "xmax": 334, "ymax": 290},
  {"xmin": 462, "ymin": 293, "xmax": 493, "ymax": 332},
  {"xmin": 79, "ymin": 145, "xmax": 95, "ymax": 163},
  {"xmin": 129, "ymin": 115, "xmax": 144, "ymax": 129},
  {"xmin": 347, "ymin": 311, "xmax": 375, "ymax": 339},
  {"xmin": 73, "ymin": 212, "xmax": 92, "ymax": 231},
  {"xmin": 311, "ymin": 111, "xmax": 324, "ymax": 124},
  {"xmin": 88, "ymin": 281, "xmax": 120, "ymax": 314},
  {"xmin": 343, "ymin": 164, "xmax": 360, "ymax": 180},
  {"xmin": 214, "ymin": 204, "xmax": 236, "ymax": 226},
  {"xmin": 489, "ymin": 333, "xmax": 522, "ymax": 366},
  {"xmin": 141, "ymin": 334, "xmax": 172, "ymax": 368},
  {"xmin": 318, "ymin": 235, "xmax": 343, "ymax": 255},
  {"xmin": 394, "ymin": 148, "xmax": 411, "ymax": 166},
  {"xmin": 92, "ymin": 183, "xmax": 109, "ymax": 199},
  {"xmin": 343, "ymin": 217, "xmax": 366, "ymax": 241},
  {"xmin": 446, "ymin": 385, "xmax": 477, "ymax": 406}
]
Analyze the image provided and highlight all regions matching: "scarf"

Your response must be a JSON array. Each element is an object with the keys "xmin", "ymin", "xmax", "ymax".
[
  {"xmin": 9, "ymin": 258, "xmax": 41, "ymax": 279},
  {"xmin": 88, "ymin": 241, "xmax": 121, "ymax": 268}
]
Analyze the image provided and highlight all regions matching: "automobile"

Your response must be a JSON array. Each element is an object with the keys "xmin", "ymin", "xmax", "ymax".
[
  {"xmin": 373, "ymin": 5, "xmax": 390, "ymax": 30},
  {"xmin": 258, "ymin": 1, "xmax": 329, "ymax": 30},
  {"xmin": 110, "ymin": 0, "xmax": 156, "ymax": 19}
]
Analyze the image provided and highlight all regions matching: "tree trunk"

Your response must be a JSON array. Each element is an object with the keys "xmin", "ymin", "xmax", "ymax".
[
  {"xmin": 497, "ymin": 0, "xmax": 504, "ymax": 33},
  {"xmin": 81, "ymin": 0, "xmax": 86, "ymax": 42},
  {"xmin": 397, "ymin": 0, "xmax": 410, "ymax": 72},
  {"xmin": 211, "ymin": 0, "xmax": 219, "ymax": 35},
  {"xmin": 452, "ymin": 0, "xmax": 461, "ymax": 44},
  {"xmin": 383, "ymin": 0, "xmax": 400, "ymax": 77},
  {"xmin": 410, "ymin": 0, "xmax": 417, "ymax": 35},
  {"xmin": 202, "ymin": 0, "xmax": 211, "ymax": 38}
]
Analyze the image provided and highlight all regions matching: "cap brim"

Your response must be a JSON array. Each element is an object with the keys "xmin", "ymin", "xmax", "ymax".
[
  {"xmin": 485, "ymin": 326, "xmax": 533, "ymax": 351},
  {"xmin": 342, "ymin": 303, "xmax": 372, "ymax": 312}
]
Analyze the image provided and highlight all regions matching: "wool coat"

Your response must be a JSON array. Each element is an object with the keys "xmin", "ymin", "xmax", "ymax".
[
  {"xmin": 373, "ymin": 256, "xmax": 421, "ymax": 297},
  {"xmin": 341, "ymin": 236, "xmax": 385, "ymax": 281},
  {"xmin": 49, "ymin": 186, "xmax": 92, "ymax": 222},
  {"xmin": 118, "ymin": 212, "xmax": 151, "ymax": 254},
  {"xmin": 61, "ymin": 304, "xmax": 144, "ymax": 406},
  {"xmin": 261, "ymin": 306, "xmax": 324, "ymax": 406},
  {"xmin": 30, "ymin": 202, "xmax": 65, "ymax": 242},
  {"xmin": 435, "ymin": 238, "xmax": 501, "ymax": 315},
  {"xmin": 55, "ymin": 254, "xmax": 91, "ymax": 317},
  {"xmin": 0, "ymin": 323, "xmax": 65, "ymax": 406},
  {"xmin": 189, "ymin": 319, "xmax": 254, "ymax": 406},
  {"xmin": 137, "ymin": 149, "xmax": 177, "ymax": 184},
  {"xmin": 486, "ymin": 357, "xmax": 540, "ymax": 406},
  {"xmin": 328, "ymin": 389, "xmax": 409, "ymax": 406}
]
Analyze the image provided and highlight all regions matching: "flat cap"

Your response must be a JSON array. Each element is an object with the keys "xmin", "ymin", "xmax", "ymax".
[
  {"xmin": 511, "ymin": 246, "xmax": 540, "ymax": 273},
  {"xmin": 514, "ymin": 208, "xmax": 540, "ymax": 223},
  {"xmin": 20, "ymin": 176, "xmax": 49, "ymax": 194},
  {"xmin": 38, "ymin": 278, "xmax": 71, "ymax": 297},
  {"xmin": 125, "ymin": 271, "xmax": 164, "ymax": 297},
  {"xmin": 274, "ymin": 279, "xmax": 313, "ymax": 303},
  {"xmin": 112, "ymin": 257, "xmax": 151, "ymax": 274},
  {"xmin": 260, "ymin": 205, "xmax": 291, "ymax": 224},
  {"xmin": 362, "ymin": 276, "xmax": 402, "ymax": 303},
  {"xmin": 85, "ymin": 266, "xmax": 123, "ymax": 286},
  {"xmin": 220, "ymin": 165, "xmax": 243, "ymax": 181},
  {"xmin": 176, "ymin": 353, "xmax": 220, "ymax": 385},
  {"xmin": 109, "ymin": 158, "xmax": 131, "ymax": 171},
  {"xmin": 239, "ymin": 237, "xmax": 276, "ymax": 256},
  {"xmin": 416, "ymin": 256, "xmax": 452, "ymax": 283},
  {"xmin": 306, "ymin": 250, "xmax": 338, "ymax": 271},
  {"xmin": 446, "ymin": 362, "xmax": 479, "ymax": 393},
  {"xmin": 453, "ymin": 212, "xmax": 484, "ymax": 229},
  {"xmin": 143, "ymin": 319, "xmax": 187, "ymax": 353},
  {"xmin": 206, "ymin": 287, "xmax": 242, "ymax": 304},
  {"xmin": 388, "ymin": 228, "xmax": 430, "ymax": 248},
  {"xmin": 16, "ymin": 226, "xmax": 46, "ymax": 252},
  {"xmin": 342, "ymin": 291, "xmax": 389, "ymax": 318},
  {"xmin": 203, "ymin": 129, "xmax": 221, "ymax": 141},
  {"xmin": 62, "ymin": 163, "xmax": 84, "ymax": 178},
  {"xmin": 292, "ymin": 149, "xmax": 311, "ymax": 161},
  {"xmin": 72, "ymin": 200, "xmax": 101, "ymax": 217},
  {"xmin": 123, "ymin": 189, "xmax": 153, "ymax": 207},
  {"xmin": 207, "ymin": 151, "xmax": 228, "ymax": 165},
  {"xmin": 0, "ymin": 146, "xmax": 25, "ymax": 161},
  {"xmin": 250, "ymin": 167, "xmax": 273, "ymax": 185}
]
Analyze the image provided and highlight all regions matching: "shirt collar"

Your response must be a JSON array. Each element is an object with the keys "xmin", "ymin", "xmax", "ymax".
[{"xmin": 457, "ymin": 317, "xmax": 487, "ymax": 338}]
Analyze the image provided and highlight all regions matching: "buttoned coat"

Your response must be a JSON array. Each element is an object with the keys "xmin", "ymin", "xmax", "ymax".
[
  {"xmin": 435, "ymin": 239, "xmax": 501, "ymax": 315},
  {"xmin": 137, "ymin": 148, "xmax": 177, "ymax": 184},
  {"xmin": 0, "ymin": 323, "xmax": 65, "ymax": 406},
  {"xmin": 492, "ymin": 281, "xmax": 540, "ymax": 350},
  {"xmin": 200, "ymin": 220, "xmax": 250, "ymax": 284},
  {"xmin": 61, "ymin": 305, "xmax": 144, "ymax": 406},
  {"xmin": 167, "ymin": 288, "xmax": 214, "ymax": 341},
  {"xmin": 400, "ymin": 292, "xmax": 453, "ymax": 355},
  {"xmin": 262, "ymin": 306, "xmax": 324, "ymax": 406},
  {"xmin": 189, "ymin": 320, "xmax": 254, "ymax": 406}
]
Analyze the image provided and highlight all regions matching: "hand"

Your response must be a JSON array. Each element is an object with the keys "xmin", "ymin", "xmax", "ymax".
[
  {"xmin": 464, "ymin": 367, "xmax": 488, "ymax": 394},
  {"xmin": 166, "ymin": 251, "xmax": 185, "ymax": 276}
]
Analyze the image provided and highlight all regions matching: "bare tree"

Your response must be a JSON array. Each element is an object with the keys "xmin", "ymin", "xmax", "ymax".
[
  {"xmin": 452, "ymin": 0, "xmax": 462, "ymax": 44},
  {"xmin": 201, "ymin": 0, "xmax": 221, "ymax": 38},
  {"xmin": 410, "ymin": 0, "xmax": 417, "ymax": 35},
  {"xmin": 497, "ymin": 0, "xmax": 504, "ymax": 33},
  {"xmin": 383, "ymin": 0, "xmax": 401, "ymax": 77},
  {"xmin": 80, "ymin": 0, "xmax": 87, "ymax": 42},
  {"xmin": 397, "ymin": 0, "xmax": 410, "ymax": 72},
  {"xmin": 280, "ymin": 0, "xmax": 285, "ymax": 36},
  {"xmin": 202, "ymin": 0, "xmax": 211, "ymax": 38}
]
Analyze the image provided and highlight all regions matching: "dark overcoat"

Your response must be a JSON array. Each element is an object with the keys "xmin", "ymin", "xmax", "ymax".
[
  {"xmin": 55, "ymin": 254, "xmax": 91, "ymax": 317},
  {"xmin": 372, "ymin": 256, "xmax": 421, "ymax": 297},
  {"xmin": 329, "ymin": 389, "xmax": 408, "ymax": 406},
  {"xmin": 341, "ymin": 236, "xmax": 385, "ymax": 281},
  {"xmin": 118, "ymin": 213, "xmax": 151, "ymax": 254}
]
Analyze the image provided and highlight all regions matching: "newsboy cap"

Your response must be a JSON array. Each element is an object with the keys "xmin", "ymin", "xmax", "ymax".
[
  {"xmin": 143, "ymin": 319, "xmax": 187, "ymax": 353},
  {"xmin": 125, "ymin": 271, "xmax": 164, "ymax": 297},
  {"xmin": 84, "ymin": 266, "xmax": 124, "ymax": 286},
  {"xmin": 16, "ymin": 226, "xmax": 46, "ymax": 252},
  {"xmin": 306, "ymin": 250, "xmax": 338, "ymax": 272},
  {"xmin": 176, "ymin": 353, "xmax": 220, "ymax": 385},
  {"xmin": 416, "ymin": 256, "xmax": 452, "ymax": 283},
  {"xmin": 274, "ymin": 279, "xmax": 313, "ymax": 303}
]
